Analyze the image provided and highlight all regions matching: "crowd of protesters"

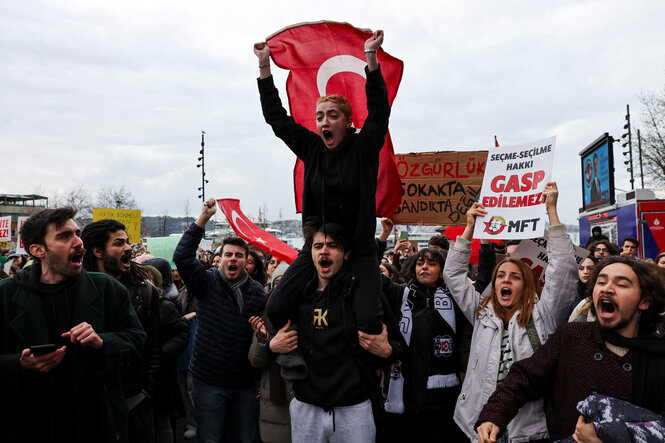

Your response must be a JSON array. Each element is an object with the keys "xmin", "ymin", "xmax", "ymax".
[
  {"xmin": 3, "ymin": 194, "xmax": 665, "ymax": 443},
  {"xmin": 2, "ymin": 29, "xmax": 665, "ymax": 443}
]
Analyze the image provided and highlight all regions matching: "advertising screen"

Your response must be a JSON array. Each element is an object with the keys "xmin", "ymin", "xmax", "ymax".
[{"xmin": 580, "ymin": 133, "xmax": 615, "ymax": 210}]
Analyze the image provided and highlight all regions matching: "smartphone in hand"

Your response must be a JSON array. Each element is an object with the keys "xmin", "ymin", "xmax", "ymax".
[{"xmin": 30, "ymin": 344, "xmax": 56, "ymax": 356}]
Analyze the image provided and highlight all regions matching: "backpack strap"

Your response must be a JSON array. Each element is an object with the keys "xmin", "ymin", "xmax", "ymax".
[{"xmin": 526, "ymin": 317, "xmax": 542, "ymax": 351}]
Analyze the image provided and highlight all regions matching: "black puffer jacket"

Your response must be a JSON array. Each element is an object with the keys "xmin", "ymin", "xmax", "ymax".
[{"xmin": 173, "ymin": 223, "xmax": 265, "ymax": 388}]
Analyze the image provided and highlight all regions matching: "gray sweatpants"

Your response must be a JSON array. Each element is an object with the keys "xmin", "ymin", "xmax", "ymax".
[{"xmin": 289, "ymin": 398, "xmax": 375, "ymax": 443}]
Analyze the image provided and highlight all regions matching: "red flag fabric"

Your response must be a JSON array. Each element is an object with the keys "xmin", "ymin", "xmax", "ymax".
[
  {"xmin": 217, "ymin": 199, "xmax": 298, "ymax": 264},
  {"xmin": 443, "ymin": 226, "xmax": 503, "ymax": 266},
  {"xmin": 444, "ymin": 226, "xmax": 481, "ymax": 265},
  {"xmin": 495, "ymin": 135, "xmax": 500, "ymax": 147},
  {"xmin": 266, "ymin": 21, "xmax": 404, "ymax": 217}
]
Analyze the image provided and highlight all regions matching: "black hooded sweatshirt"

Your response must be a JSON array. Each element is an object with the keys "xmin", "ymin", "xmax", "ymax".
[{"xmin": 258, "ymin": 66, "xmax": 390, "ymax": 254}]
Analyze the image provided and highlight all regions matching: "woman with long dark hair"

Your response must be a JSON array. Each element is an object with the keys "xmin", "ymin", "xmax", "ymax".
[{"xmin": 379, "ymin": 247, "xmax": 468, "ymax": 441}]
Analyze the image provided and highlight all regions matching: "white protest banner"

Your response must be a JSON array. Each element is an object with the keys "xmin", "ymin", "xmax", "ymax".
[
  {"xmin": 198, "ymin": 238, "xmax": 213, "ymax": 252},
  {"xmin": 0, "ymin": 216, "xmax": 11, "ymax": 242},
  {"xmin": 511, "ymin": 230, "xmax": 589, "ymax": 286},
  {"xmin": 15, "ymin": 216, "xmax": 29, "ymax": 254},
  {"xmin": 473, "ymin": 136, "xmax": 556, "ymax": 240}
]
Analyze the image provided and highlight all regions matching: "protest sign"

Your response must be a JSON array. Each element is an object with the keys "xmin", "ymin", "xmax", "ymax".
[
  {"xmin": 511, "ymin": 230, "xmax": 589, "ymax": 286},
  {"xmin": 392, "ymin": 151, "xmax": 487, "ymax": 226},
  {"xmin": 218, "ymin": 198, "xmax": 298, "ymax": 264},
  {"xmin": 267, "ymin": 21, "xmax": 403, "ymax": 217},
  {"xmin": 146, "ymin": 236, "xmax": 181, "ymax": 268},
  {"xmin": 0, "ymin": 216, "xmax": 11, "ymax": 242},
  {"xmin": 198, "ymin": 238, "xmax": 213, "ymax": 252},
  {"xmin": 473, "ymin": 136, "xmax": 556, "ymax": 239},
  {"xmin": 92, "ymin": 208, "xmax": 142, "ymax": 243},
  {"xmin": 15, "ymin": 216, "xmax": 29, "ymax": 254}
]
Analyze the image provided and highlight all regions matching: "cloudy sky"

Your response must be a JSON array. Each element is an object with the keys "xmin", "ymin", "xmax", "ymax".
[{"xmin": 2, "ymin": 0, "xmax": 664, "ymax": 226}]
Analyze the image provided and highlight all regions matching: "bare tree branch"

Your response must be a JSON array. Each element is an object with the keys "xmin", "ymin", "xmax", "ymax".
[
  {"xmin": 50, "ymin": 185, "xmax": 93, "ymax": 223},
  {"xmin": 96, "ymin": 185, "xmax": 138, "ymax": 209},
  {"xmin": 638, "ymin": 87, "xmax": 665, "ymax": 189}
]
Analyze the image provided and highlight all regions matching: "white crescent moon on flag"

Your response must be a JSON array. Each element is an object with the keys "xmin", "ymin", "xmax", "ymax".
[
  {"xmin": 231, "ymin": 210, "xmax": 250, "ymax": 238},
  {"xmin": 316, "ymin": 55, "xmax": 367, "ymax": 97}
]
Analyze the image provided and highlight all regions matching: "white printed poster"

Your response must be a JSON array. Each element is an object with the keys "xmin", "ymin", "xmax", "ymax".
[
  {"xmin": 0, "ymin": 216, "xmax": 11, "ymax": 242},
  {"xmin": 198, "ymin": 238, "xmax": 213, "ymax": 251},
  {"xmin": 511, "ymin": 230, "xmax": 590, "ymax": 286},
  {"xmin": 473, "ymin": 136, "xmax": 556, "ymax": 240},
  {"xmin": 15, "ymin": 216, "xmax": 29, "ymax": 254}
]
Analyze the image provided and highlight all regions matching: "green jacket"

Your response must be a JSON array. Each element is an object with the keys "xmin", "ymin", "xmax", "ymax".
[{"xmin": 0, "ymin": 267, "xmax": 146, "ymax": 443}]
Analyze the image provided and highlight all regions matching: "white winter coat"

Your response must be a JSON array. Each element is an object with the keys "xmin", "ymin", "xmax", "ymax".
[{"xmin": 442, "ymin": 225, "xmax": 578, "ymax": 442}]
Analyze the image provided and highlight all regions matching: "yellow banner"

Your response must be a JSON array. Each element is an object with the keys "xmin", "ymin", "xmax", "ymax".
[{"xmin": 92, "ymin": 208, "xmax": 142, "ymax": 243}]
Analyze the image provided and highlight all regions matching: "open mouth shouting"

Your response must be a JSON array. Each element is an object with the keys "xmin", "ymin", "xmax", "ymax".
[
  {"xmin": 322, "ymin": 130, "xmax": 334, "ymax": 145},
  {"xmin": 225, "ymin": 263, "xmax": 240, "ymax": 278},
  {"xmin": 69, "ymin": 248, "xmax": 86, "ymax": 269},
  {"xmin": 318, "ymin": 257, "xmax": 333, "ymax": 275},
  {"xmin": 120, "ymin": 251, "xmax": 132, "ymax": 271},
  {"xmin": 596, "ymin": 296, "xmax": 617, "ymax": 321},
  {"xmin": 497, "ymin": 287, "xmax": 515, "ymax": 308}
]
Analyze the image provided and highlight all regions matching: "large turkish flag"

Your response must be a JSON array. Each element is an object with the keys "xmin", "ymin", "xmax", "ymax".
[{"xmin": 266, "ymin": 21, "xmax": 404, "ymax": 217}]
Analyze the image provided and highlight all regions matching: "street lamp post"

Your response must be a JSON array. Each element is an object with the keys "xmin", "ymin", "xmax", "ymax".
[{"xmin": 197, "ymin": 131, "xmax": 210, "ymax": 234}]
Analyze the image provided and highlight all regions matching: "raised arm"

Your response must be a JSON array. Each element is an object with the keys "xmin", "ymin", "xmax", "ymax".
[
  {"xmin": 364, "ymin": 30, "xmax": 383, "ymax": 72},
  {"xmin": 543, "ymin": 181, "xmax": 561, "ymax": 227},
  {"xmin": 172, "ymin": 199, "xmax": 216, "ymax": 298},
  {"xmin": 254, "ymin": 42, "xmax": 272, "ymax": 80},
  {"xmin": 443, "ymin": 203, "xmax": 488, "ymax": 323},
  {"xmin": 358, "ymin": 30, "xmax": 391, "ymax": 157},
  {"xmin": 461, "ymin": 202, "xmax": 487, "ymax": 242},
  {"xmin": 536, "ymin": 182, "xmax": 578, "ymax": 332},
  {"xmin": 254, "ymin": 41, "xmax": 320, "ymax": 160}
]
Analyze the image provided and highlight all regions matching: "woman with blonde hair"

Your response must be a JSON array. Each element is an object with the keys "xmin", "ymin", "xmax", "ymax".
[{"xmin": 443, "ymin": 182, "xmax": 578, "ymax": 442}]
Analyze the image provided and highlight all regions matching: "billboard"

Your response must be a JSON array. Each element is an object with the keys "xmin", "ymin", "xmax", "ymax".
[{"xmin": 580, "ymin": 133, "xmax": 615, "ymax": 211}]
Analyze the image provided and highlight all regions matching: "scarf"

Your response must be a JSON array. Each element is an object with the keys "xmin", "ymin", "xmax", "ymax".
[
  {"xmin": 384, "ymin": 283, "xmax": 459, "ymax": 414},
  {"xmin": 600, "ymin": 327, "xmax": 665, "ymax": 412},
  {"xmin": 219, "ymin": 270, "xmax": 249, "ymax": 313}
]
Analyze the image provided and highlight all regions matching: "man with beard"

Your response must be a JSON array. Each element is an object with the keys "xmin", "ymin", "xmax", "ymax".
[
  {"xmin": 0, "ymin": 207, "xmax": 145, "ymax": 442},
  {"xmin": 269, "ymin": 221, "xmax": 400, "ymax": 443},
  {"xmin": 81, "ymin": 219, "xmax": 161, "ymax": 443},
  {"xmin": 173, "ymin": 198, "xmax": 265, "ymax": 443},
  {"xmin": 475, "ymin": 256, "xmax": 665, "ymax": 443}
]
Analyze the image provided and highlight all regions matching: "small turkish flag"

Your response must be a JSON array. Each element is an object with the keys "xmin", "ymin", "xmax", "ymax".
[
  {"xmin": 266, "ymin": 21, "xmax": 404, "ymax": 217},
  {"xmin": 217, "ymin": 199, "xmax": 298, "ymax": 264}
]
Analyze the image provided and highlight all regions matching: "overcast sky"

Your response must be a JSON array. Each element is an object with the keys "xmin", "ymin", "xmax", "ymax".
[{"xmin": 2, "ymin": 0, "xmax": 664, "ymax": 226}]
